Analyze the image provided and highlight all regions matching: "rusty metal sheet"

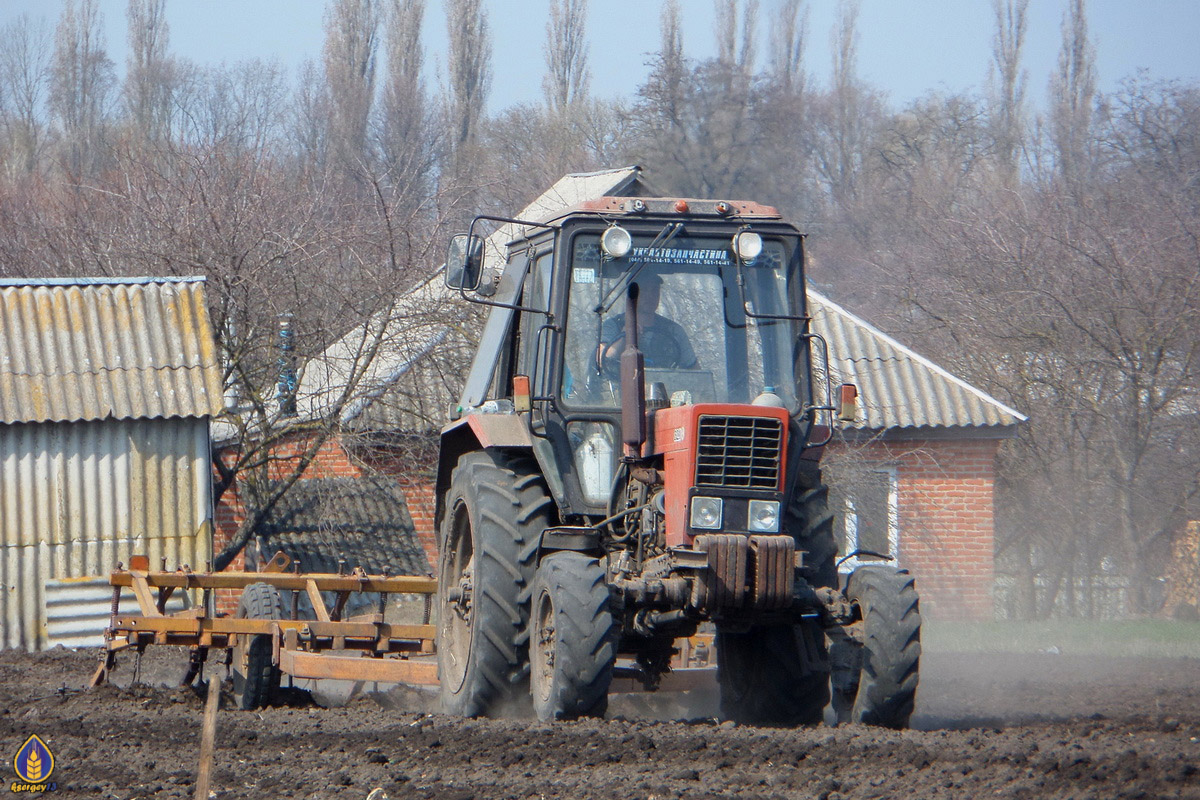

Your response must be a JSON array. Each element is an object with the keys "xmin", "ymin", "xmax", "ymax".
[
  {"xmin": 465, "ymin": 413, "xmax": 534, "ymax": 448},
  {"xmin": 610, "ymin": 667, "xmax": 717, "ymax": 694}
]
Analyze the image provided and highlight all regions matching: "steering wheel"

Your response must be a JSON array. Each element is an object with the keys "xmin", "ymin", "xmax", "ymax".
[{"xmin": 598, "ymin": 329, "xmax": 685, "ymax": 380}]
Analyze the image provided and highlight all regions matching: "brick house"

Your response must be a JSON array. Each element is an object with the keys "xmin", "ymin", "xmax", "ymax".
[
  {"xmin": 811, "ymin": 294, "xmax": 1024, "ymax": 620},
  {"xmin": 213, "ymin": 169, "xmax": 1025, "ymax": 621}
]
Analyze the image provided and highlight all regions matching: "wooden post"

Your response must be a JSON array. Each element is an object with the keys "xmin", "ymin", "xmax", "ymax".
[{"xmin": 194, "ymin": 677, "xmax": 220, "ymax": 800}]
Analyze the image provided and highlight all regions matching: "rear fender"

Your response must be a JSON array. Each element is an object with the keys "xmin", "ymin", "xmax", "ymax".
[{"xmin": 434, "ymin": 414, "xmax": 535, "ymax": 532}]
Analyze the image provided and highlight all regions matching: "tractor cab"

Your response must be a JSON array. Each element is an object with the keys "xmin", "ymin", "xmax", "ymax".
[{"xmin": 443, "ymin": 197, "xmax": 832, "ymax": 524}]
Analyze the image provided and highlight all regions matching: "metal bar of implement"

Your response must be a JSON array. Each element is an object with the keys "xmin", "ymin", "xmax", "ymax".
[
  {"xmin": 305, "ymin": 579, "xmax": 332, "ymax": 622},
  {"xmin": 109, "ymin": 616, "xmax": 435, "ymax": 640},
  {"xmin": 609, "ymin": 668, "xmax": 717, "ymax": 694},
  {"xmin": 130, "ymin": 573, "xmax": 162, "ymax": 617},
  {"xmin": 108, "ymin": 571, "xmax": 438, "ymax": 594},
  {"xmin": 278, "ymin": 650, "xmax": 439, "ymax": 685}
]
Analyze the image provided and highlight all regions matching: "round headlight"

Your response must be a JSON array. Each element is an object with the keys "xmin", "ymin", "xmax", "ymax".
[
  {"xmin": 748, "ymin": 499, "xmax": 781, "ymax": 533},
  {"xmin": 733, "ymin": 231, "xmax": 763, "ymax": 262},
  {"xmin": 690, "ymin": 496, "xmax": 724, "ymax": 530},
  {"xmin": 601, "ymin": 226, "xmax": 633, "ymax": 259}
]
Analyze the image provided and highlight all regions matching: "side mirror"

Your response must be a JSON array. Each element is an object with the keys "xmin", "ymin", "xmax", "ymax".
[{"xmin": 444, "ymin": 233, "xmax": 484, "ymax": 291}]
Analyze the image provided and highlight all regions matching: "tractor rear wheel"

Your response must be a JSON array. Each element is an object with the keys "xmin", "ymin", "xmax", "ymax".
[
  {"xmin": 437, "ymin": 451, "xmax": 553, "ymax": 717},
  {"xmin": 716, "ymin": 620, "xmax": 830, "ymax": 726},
  {"xmin": 530, "ymin": 552, "xmax": 615, "ymax": 721},
  {"xmin": 833, "ymin": 565, "xmax": 921, "ymax": 728},
  {"xmin": 787, "ymin": 468, "xmax": 838, "ymax": 590},
  {"xmin": 233, "ymin": 582, "xmax": 283, "ymax": 710}
]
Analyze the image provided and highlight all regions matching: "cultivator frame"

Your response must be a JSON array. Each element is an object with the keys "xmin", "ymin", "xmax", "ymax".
[
  {"xmin": 91, "ymin": 553, "xmax": 440, "ymax": 689},
  {"xmin": 91, "ymin": 552, "xmax": 717, "ymax": 697}
]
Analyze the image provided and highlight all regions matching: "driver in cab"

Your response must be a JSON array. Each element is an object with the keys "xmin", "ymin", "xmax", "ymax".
[{"xmin": 597, "ymin": 272, "xmax": 698, "ymax": 372}]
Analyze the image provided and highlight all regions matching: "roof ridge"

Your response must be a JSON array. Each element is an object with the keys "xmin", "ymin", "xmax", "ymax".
[{"xmin": 0, "ymin": 276, "xmax": 206, "ymax": 287}]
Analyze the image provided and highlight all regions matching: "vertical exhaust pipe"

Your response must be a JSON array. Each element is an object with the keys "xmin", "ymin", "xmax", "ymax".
[{"xmin": 621, "ymin": 282, "xmax": 646, "ymax": 459}]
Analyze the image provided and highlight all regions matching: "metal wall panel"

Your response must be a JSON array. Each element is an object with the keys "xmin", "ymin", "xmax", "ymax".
[
  {"xmin": 44, "ymin": 575, "xmax": 190, "ymax": 650},
  {"xmin": 0, "ymin": 417, "xmax": 212, "ymax": 650}
]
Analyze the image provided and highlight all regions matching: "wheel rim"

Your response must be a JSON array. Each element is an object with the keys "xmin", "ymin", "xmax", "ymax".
[
  {"xmin": 440, "ymin": 505, "xmax": 475, "ymax": 693},
  {"xmin": 531, "ymin": 587, "xmax": 556, "ymax": 707}
]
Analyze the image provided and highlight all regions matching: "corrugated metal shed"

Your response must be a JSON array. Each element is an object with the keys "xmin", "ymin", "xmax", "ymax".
[
  {"xmin": 0, "ymin": 276, "xmax": 223, "ymax": 650},
  {"xmin": 0, "ymin": 276, "xmax": 226, "ymax": 424},
  {"xmin": 810, "ymin": 289, "xmax": 1026, "ymax": 433},
  {"xmin": 44, "ymin": 576, "xmax": 189, "ymax": 649}
]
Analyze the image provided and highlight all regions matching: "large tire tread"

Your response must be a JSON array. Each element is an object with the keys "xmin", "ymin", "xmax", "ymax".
[
  {"xmin": 438, "ymin": 451, "xmax": 553, "ymax": 717},
  {"xmin": 788, "ymin": 470, "xmax": 838, "ymax": 589},
  {"xmin": 531, "ymin": 553, "xmax": 615, "ymax": 721},
  {"xmin": 841, "ymin": 566, "xmax": 921, "ymax": 729}
]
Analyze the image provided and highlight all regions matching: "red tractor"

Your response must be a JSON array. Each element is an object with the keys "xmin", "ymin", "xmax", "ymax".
[{"xmin": 436, "ymin": 195, "xmax": 920, "ymax": 726}]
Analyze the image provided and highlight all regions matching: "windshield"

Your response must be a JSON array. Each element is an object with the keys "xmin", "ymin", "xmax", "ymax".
[{"xmin": 560, "ymin": 231, "xmax": 806, "ymax": 412}]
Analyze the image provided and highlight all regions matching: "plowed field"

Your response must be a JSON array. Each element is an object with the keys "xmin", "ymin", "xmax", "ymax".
[{"xmin": 2, "ymin": 647, "xmax": 1198, "ymax": 799}]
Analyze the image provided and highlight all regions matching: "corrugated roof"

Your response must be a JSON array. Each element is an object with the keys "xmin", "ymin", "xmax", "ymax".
[
  {"xmin": 296, "ymin": 167, "xmax": 643, "ymax": 425},
  {"xmin": 0, "ymin": 277, "xmax": 225, "ymax": 425},
  {"xmin": 810, "ymin": 289, "xmax": 1026, "ymax": 432}
]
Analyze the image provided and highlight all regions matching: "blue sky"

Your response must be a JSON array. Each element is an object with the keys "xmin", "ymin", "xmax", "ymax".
[{"xmin": 4, "ymin": 0, "xmax": 1199, "ymax": 112}]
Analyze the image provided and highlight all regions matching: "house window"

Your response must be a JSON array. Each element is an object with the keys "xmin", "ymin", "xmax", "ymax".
[{"xmin": 830, "ymin": 465, "xmax": 899, "ymax": 572}]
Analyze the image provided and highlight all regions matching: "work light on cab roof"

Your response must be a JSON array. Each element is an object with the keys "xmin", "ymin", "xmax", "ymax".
[{"xmin": 600, "ymin": 225, "xmax": 632, "ymax": 259}]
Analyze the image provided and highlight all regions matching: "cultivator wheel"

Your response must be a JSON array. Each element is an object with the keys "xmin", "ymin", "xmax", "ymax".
[
  {"xmin": 437, "ymin": 451, "xmax": 553, "ymax": 717},
  {"xmin": 833, "ymin": 565, "xmax": 921, "ymax": 729},
  {"xmin": 530, "ymin": 552, "xmax": 615, "ymax": 721},
  {"xmin": 233, "ymin": 582, "xmax": 283, "ymax": 710}
]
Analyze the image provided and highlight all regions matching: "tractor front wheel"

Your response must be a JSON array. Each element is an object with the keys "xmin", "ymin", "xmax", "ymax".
[
  {"xmin": 832, "ymin": 565, "xmax": 921, "ymax": 729},
  {"xmin": 530, "ymin": 552, "xmax": 615, "ymax": 721}
]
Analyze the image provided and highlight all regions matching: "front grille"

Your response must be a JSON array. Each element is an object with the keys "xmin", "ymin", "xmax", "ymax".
[{"xmin": 695, "ymin": 415, "xmax": 783, "ymax": 489}]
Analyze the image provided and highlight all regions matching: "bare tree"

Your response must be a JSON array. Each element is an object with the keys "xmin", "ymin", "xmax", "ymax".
[
  {"xmin": 49, "ymin": 0, "xmax": 115, "ymax": 177},
  {"xmin": 987, "ymin": 0, "xmax": 1028, "ymax": 186},
  {"xmin": 808, "ymin": 0, "xmax": 884, "ymax": 219},
  {"xmin": 323, "ymin": 0, "xmax": 381, "ymax": 178},
  {"xmin": 446, "ymin": 0, "xmax": 491, "ymax": 155},
  {"xmin": 714, "ymin": 0, "xmax": 757, "ymax": 76},
  {"xmin": 889, "ymin": 80, "xmax": 1200, "ymax": 616},
  {"xmin": 543, "ymin": 0, "xmax": 589, "ymax": 112},
  {"xmin": 767, "ymin": 0, "xmax": 807, "ymax": 95},
  {"xmin": 0, "ymin": 15, "xmax": 50, "ymax": 176},
  {"xmin": 630, "ymin": 0, "xmax": 768, "ymax": 197},
  {"xmin": 1049, "ymin": 0, "xmax": 1096, "ymax": 185},
  {"xmin": 379, "ymin": 0, "xmax": 433, "ymax": 197},
  {"xmin": 124, "ymin": 0, "xmax": 174, "ymax": 144}
]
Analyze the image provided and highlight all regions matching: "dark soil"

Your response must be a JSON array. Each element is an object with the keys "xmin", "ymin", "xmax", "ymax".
[{"xmin": 2, "ymin": 646, "xmax": 1199, "ymax": 799}]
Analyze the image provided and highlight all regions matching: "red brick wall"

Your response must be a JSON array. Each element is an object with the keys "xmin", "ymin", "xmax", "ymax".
[{"xmin": 827, "ymin": 437, "xmax": 1000, "ymax": 621}]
